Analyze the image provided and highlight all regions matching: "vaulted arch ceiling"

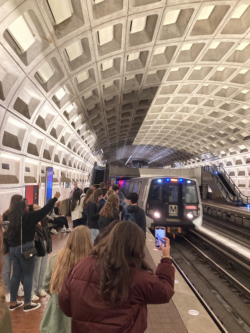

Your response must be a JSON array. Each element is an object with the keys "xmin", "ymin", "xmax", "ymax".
[{"xmin": 1, "ymin": 0, "xmax": 250, "ymax": 168}]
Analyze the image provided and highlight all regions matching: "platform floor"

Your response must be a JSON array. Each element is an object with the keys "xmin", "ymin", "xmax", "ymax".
[
  {"xmin": 145, "ymin": 230, "xmax": 221, "ymax": 333},
  {"xmin": 144, "ymin": 246, "xmax": 188, "ymax": 333}
]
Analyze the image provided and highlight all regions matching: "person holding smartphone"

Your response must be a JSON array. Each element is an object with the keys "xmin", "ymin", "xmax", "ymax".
[{"xmin": 59, "ymin": 221, "xmax": 174, "ymax": 333}]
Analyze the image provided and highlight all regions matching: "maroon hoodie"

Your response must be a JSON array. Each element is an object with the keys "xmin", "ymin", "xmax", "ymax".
[{"xmin": 59, "ymin": 255, "xmax": 175, "ymax": 333}]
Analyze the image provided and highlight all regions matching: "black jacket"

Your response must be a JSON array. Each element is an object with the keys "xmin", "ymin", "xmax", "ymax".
[
  {"xmin": 121, "ymin": 205, "xmax": 146, "ymax": 234},
  {"xmin": 87, "ymin": 202, "xmax": 100, "ymax": 229},
  {"xmin": 9, "ymin": 197, "xmax": 57, "ymax": 247},
  {"xmin": 98, "ymin": 210, "xmax": 120, "ymax": 232},
  {"xmin": 35, "ymin": 217, "xmax": 52, "ymax": 255}
]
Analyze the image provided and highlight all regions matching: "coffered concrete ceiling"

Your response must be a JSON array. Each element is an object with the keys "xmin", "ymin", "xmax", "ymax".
[{"xmin": 1, "ymin": 0, "xmax": 250, "ymax": 168}]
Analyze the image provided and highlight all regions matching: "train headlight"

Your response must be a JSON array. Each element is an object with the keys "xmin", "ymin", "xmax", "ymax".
[
  {"xmin": 187, "ymin": 212, "xmax": 193, "ymax": 219},
  {"xmin": 154, "ymin": 211, "xmax": 161, "ymax": 218}
]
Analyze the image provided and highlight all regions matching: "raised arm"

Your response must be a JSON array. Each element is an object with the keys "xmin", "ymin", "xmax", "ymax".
[
  {"xmin": 26, "ymin": 192, "xmax": 60, "ymax": 226},
  {"xmin": 136, "ymin": 258, "xmax": 175, "ymax": 304},
  {"xmin": 135, "ymin": 237, "xmax": 174, "ymax": 304}
]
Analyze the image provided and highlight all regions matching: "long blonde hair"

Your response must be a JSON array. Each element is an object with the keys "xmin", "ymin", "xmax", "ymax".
[
  {"xmin": 100, "ymin": 194, "xmax": 119, "ymax": 218},
  {"xmin": 50, "ymin": 226, "xmax": 93, "ymax": 294}
]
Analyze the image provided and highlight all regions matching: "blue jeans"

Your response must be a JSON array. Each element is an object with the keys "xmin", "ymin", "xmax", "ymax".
[
  {"xmin": 10, "ymin": 241, "xmax": 36, "ymax": 304},
  {"xmin": 3, "ymin": 253, "xmax": 11, "ymax": 293},
  {"xmin": 32, "ymin": 241, "xmax": 48, "ymax": 295},
  {"xmin": 90, "ymin": 229, "xmax": 99, "ymax": 243}
]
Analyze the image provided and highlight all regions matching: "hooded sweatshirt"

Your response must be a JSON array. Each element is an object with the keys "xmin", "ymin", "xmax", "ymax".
[{"xmin": 121, "ymin": 205, "xmax": 146, "ymax": 234}]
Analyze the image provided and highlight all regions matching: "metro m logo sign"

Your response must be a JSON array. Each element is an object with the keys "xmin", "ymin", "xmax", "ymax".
[{"xmin": 169, "ymin": 205, "xmax": 178, "ymax": 216}]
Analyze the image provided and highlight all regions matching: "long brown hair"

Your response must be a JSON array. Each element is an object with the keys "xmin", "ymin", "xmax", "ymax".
[
  {"xmin": 83, "ymin": 188, "xmax": 94, "ymax": 208},
  {"xmin": 70, "ymin": 191, "xmax": 81, "ymax": 212},
  {"xmin": 99, "ymin": 194, "xmax": 119, "ymax": 218},
  {"xmin": 0, "ymin": 215, "xmax": 6, "ymax": 318},
  {"xmin": 3, "ymin": 194, "xmax": 23, "ymax": 220},
  {"xmin": 50, "ymin": 226, "xmax": 93, "ymax": 294},
  {"xmin": 92, "ymin": 221, "xmax": 152, "ymax": 306},
  {"xmin": 88, "ymin": 189, "xmax": 102, "ymax": 207}
]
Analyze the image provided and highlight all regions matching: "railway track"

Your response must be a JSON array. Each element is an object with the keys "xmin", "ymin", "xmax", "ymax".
[
  {"xmin": 189, "ymin": 227, "xmax": 250, "ymax": 277},
  {"xmin": 171, "ymin": 235, "xmax": 250, "ymax": 333},
  {"xmin": 203, "ymin": 214, "xmax": 250, "ymax": 241}
]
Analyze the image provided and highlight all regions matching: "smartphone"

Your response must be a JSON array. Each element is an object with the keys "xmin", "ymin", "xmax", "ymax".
[{"xmin": 155, "ymin": 227, "xmax": 166, "ymax": 247}]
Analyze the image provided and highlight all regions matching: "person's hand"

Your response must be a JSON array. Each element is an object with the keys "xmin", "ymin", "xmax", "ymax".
[
  {"xmin": 54, "ymin": 191, "xmax": 60, "ymax": 199},
  {"xmin": 51, "ymin": 218, "xmax": 54, "ymax": 221},
  {"xmin": 38, "ymin": 222, "xmax": 41, "ymax": 226},
  {"xmin": 160, "ymin": 237, "xmax": 170, "ymax": 257}
]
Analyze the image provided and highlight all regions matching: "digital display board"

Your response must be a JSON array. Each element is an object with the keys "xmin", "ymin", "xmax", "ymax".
[{"xmin": 45, "ymin": 167, "xmax": 53, "ymax": 204}]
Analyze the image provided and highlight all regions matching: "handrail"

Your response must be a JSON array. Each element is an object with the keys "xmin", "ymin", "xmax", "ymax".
[{"xmin": 202, "ymin": 165, "xmax": 250, "ymax": 205}]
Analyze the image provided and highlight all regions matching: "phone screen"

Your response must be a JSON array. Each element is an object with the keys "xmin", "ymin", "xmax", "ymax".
[{"xmin": 155, "ymin": 227, "xmax": 166, "ymax": 247}]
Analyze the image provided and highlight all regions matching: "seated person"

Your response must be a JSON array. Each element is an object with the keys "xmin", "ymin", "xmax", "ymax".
[{"xmin": 46, "ymin": 201, "xmax": 71, "ymax": 234}]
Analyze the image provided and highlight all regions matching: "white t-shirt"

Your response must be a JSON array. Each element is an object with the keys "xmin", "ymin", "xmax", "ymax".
[{"xmin": 71, "ymin": 196, "xmax": 84, "ymax": 221}]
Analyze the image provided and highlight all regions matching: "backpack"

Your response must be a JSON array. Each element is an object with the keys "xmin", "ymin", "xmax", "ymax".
[{"xmin": 122, "ymin": 207, "xmax": 136, "ymax": 223}]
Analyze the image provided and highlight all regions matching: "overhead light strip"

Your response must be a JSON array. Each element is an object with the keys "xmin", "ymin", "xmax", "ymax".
[
  {"xmin": 148, "ymin": 156, "xmax": 163, "ymax": 164},
  {"xmin": 125, "ymin": 155, "xmax": 132, "ymax": 165}
]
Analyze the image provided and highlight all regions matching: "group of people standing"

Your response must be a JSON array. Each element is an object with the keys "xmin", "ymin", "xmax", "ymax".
[
  {"xmin": 0, "ymin": 182, "xmax": 175, "ymax": 333},
  {"xmin": 70, "ymin": 182, "xmax": 132, "ymax": 243}
]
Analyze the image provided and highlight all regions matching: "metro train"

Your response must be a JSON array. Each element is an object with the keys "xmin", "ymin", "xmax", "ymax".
[{"xmin": 119, "ymin": 176, "xmax": 202, "ymax": 234}]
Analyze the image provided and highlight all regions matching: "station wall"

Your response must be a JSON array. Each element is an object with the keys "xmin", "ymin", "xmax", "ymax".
[{"xmin": 0, "ymin": 151, "xmax": 92, "ymax": 215}]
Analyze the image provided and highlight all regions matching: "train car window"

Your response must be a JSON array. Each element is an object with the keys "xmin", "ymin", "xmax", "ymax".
[
  {"xmin": 133, "ymin": 182, "xmax": 141, "ymax": 194},
  {"xmin": 184, "ymin": 185, "xmax": 198, "ymax": 204},
  {"xmin": 148, "ymin": 184, "xmax": 162, "ymax": 201},
  {"xmin": 129, "ymin": 182, "xmax": 134, "ymax": 193},
  {"xmin": 124, "ymin": 181, "xmax": 129, "ymax": 196},
  {"xmin": 168, "ymin": 185, "xmax": 178, "ymax": 203}
]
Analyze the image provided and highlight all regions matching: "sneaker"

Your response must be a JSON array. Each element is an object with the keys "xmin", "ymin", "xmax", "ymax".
[
  {"xmin": 17, "ymin": 289, "xmax": 24, "ymax": 297},
  {"xmin": 37, "ymin": 289, "xmax": 47, "ymax": 297},
  {"xmin": 66, "ymin": 228, "xmax": 72, "ymax": 233},
  {"xmin": 61, "ymin": 227, "xmax": 67, "ymax": 233},
  {"xmin": 5, "ymin": 293, "xmax": 10, "ymax": 303},
  {"xmin": 51, "ymin": 228, "xmax": 58, "ymax": 234},
  {"xmin": 31, "ymin": 294, "xmax": 39, "ymax": 301},
  {"xmin": 9, "ymin": 301, "xmax": 24, "ymax": 311},
  {"xmin": 23, "ymin": 302, "xmax": 41, "ymax": 312}
]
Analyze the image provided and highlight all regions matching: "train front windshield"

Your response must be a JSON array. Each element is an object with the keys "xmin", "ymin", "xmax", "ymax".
[{"xmin": 147, "ymin": 179, "xmax": 198, "ymax": 221}]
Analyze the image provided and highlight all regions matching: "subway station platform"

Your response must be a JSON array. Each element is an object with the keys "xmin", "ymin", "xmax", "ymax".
[
  {"xmin": 203, "ymin": 201, "xmax": 250, "ymax": 229},
  {"xmin": 145, "ymin": 230, "xmax": 220, "ymax": 333},
  {"xmin": 9, "ymin": 221, "xmax": 220, "ymax": 333}
]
